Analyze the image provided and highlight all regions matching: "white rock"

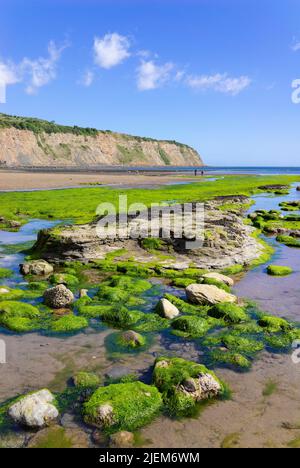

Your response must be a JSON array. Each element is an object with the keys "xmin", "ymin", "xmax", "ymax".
[
  {"xmin": 97, "ymin": 403, "xmax": 114, "ymax": 426},
  {"xmin": 8, "ymin": 389, "xmax": 58, "ymax": 428},
  {"xmin": 0, "ymin": 288, "xmax": 9, "ymax": 294},
  {"xmin": 202, "ymin": 272, "xmax": 234, "ymax": 287},
  {"xmin": 186, "ymin": 284, "xmax": 237, "ymax": 305},
  {"xmin": 79, "ymin": 289, "xmax": 88, "ymax": 298},
  {"xmin": 156, "ymin": 298, "xmax": 180, "ymax": 319}
]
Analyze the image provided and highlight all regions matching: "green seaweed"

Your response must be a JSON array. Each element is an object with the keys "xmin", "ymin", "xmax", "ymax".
[{"xmin": 84, "ymin": 381, "xmax": 162, "ymax": 433}]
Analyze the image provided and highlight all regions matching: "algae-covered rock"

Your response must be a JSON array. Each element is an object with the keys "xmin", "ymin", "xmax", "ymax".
[
  {"xmin": 0, "ymin": 301, "xmax": 41, "ymax": 332},
  {"xmin": 27, "ymin": 425, "xmax": 89, "ymax": 448},
  {"xmin": 202, "ymin": 272, "xmax": 234, "ymax": 287},
  {"xmin": 0, "ymin": 267, "xmax": 13, "ymax": 279},
  {"xmin": 267, "ymin": 265, "xmax": 293, "ymax": 276},
  {"xmin": 43, "ymin": 284, "xmax": 74, "ymax": 309},
  {"xmin": 101, "ymin": 306, "xmax": 144, "ymax": 327},
  {"xmin": 276, "ymin": 235, "xmax": 300, "ymax": 248},
  {"xmin": 84, "ymin": 381, "xmax": 162, "ymax": 432},
  {"xmin": 50, "ymin": 314, "xmax": 88, "ymax": 333},
  {"xmin": 208, "ymin": 303, "xmax": 248, "ymax": 324},
  {"xmin": 117, "ymin": 330, "xmax": 145, "ymax": 348},
  {"xmin": 171, "ymin": 315, "xmax": 211, "ymax": 338},
  {"xmin": 50, "ymin": 273, "xmax": 79, "ymax": 287},
  {"xmin": 8, "ymin": 389, "xmax": 58, "ymax": 428},
  {"xmin": 155, "ymin": 298, "xmax": 180, "ymax": 319},
  {"xmin": 97, "ymin": 275, "xmax": 152, "ymax": 305},
  {"xmin": 210, "ymin": 349, "xmax": 251, "ymax": 369},
  {"xmin": 186, "ymin": 284, "xmax": 237, "ymax": 306},
  {"xmin": 73, "ymin": 372, "xmax": 101, "ymax": 389},
  {"xmin": 20, "ymin": 260, "xmax": 53, "ymax": 276},
  {"xmin": 258, "ymin": 315, "xmax": 291, "ymax": 333},
  {"xmin": 153, "ymin": 357, "xmax": 224, "ymax": 416}
]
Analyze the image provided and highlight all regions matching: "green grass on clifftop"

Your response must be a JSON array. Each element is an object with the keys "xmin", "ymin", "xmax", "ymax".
[{"xmin": 0, "ymin": 175, "xmax": 299, "ymax": 226}]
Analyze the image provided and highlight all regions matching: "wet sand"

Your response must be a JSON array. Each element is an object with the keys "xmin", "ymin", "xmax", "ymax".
[{"xmin": 0, "ymin": 170, "xmax": 202, "ymax": 191}]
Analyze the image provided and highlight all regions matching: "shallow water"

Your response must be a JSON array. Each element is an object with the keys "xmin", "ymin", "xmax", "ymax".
[{"xmin": 0, "ymin": 187, "xmax": 300, "ymax": 448}]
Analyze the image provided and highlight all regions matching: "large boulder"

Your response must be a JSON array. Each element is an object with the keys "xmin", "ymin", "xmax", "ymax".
[
  {"xmin": 20, "ymin": 260, "xmax": 53, "ymax": 276},
  {"xmin": 202, "ymin": 272, "xmax": 234, "ymax": 287},
  {"xmin": 156, "ymin": 298, "xmax": 179, "ymax": 319},
  {"xmin": 186, "ymin": 284, "xmax": 237, "ymax": 305},
  {"xmin": 43, "ymin": 284, "xmax": 74, "ymax": 309},
  {"xmin": 8, "ymin": 389, "xmax": 58, "ymax": 428}
]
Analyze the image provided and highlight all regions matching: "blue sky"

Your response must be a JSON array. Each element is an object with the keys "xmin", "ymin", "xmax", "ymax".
[{"xmin": 1, "ymin": 0, "xmax": 300, "ymax": 166}]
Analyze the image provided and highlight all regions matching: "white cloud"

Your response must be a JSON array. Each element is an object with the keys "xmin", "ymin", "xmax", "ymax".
[
  {"xmin": 0, "ymin": 61, "xmax": 20, "ymax": 103},
  {"xmin": 186, "ymin": 73, "xmax": 251, "ymax": 95},
  {"xmin": 136, "ymin": 60, "xmax": 174, "ymax": 91},
  {"xmin": 21, "ymin": 40, "xmax": 69, "ymax": 94},
  {"xmin": 79, "ymin": 70, "xmax": 94, "ymax": 87},
  {"xmin": 94, "ymin": 33, "xmax": 130, "ymax": 69},
  {"xmin": 292, "ymin": 41, "xmax": 300, "ymax": 52}
]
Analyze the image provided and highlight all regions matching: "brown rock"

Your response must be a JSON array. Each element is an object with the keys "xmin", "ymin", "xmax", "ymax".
[{"xmin": 109, "ymin": 431, "xmax": 134, "ymax": 448}]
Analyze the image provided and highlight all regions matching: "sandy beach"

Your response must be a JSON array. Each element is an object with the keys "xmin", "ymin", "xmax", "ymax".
[{"xmin": 0, "ymin": 170, "xmax": 203, "ymax": 191}]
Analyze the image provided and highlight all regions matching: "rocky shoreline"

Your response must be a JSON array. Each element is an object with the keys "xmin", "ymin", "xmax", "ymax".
[{"xmin": 33, "ymin": 196, "xmax": 263, "ymax": 270}]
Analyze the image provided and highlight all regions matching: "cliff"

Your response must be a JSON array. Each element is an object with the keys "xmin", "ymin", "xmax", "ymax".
[{"xmin": 0, "ymin": 113, "xmax": 203, "ymax": 167}]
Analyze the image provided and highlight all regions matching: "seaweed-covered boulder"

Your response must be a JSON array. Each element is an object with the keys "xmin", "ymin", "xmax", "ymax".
[
  {"xmin": 84, "ymin": 382, "xmax": 162, "ymax": 432},
  {"xmin": 50, "ymin": 273, "xmax": 79, "ymax": 287},
  {"xmin": 171, "ymin": 315, "xmax": 210, "ymax": 337},
  {"xmin": 118, "ymin": 330, "xmax": 145, "ymax": 348},
  {"xmin": 186, "ymin": 284, "xmax": 237, "ymax": 305},
  {"xmin": 208, "ymin": 303, "xmax": 248, "ymax": 323},
  {"xmin": 73, "ymin": 372, "xmax": 101, "ymax": 389},
  {"xmin": 109, "ymin": 431, "xmax": 134, "ymax": 448},
  {"xmin": 258, "ymin": 315, "xmax": 291, "ymax": 333},
  {"xmin": 43, "ymin": 284, "xmax": 74, "ymax": 309},
  {"xmin": 267, "ymin": 265, "xmax": 293, "ymax": 276},
  {"xmin": 155, "ymin": 298, "xmax": 179, "ymax": 319},
  {"xmin": 8, "ymin": 389, "xmax": 58, "ymax": 428},
  {"xmin": 153, "ymin": 357, "xmax": 223, "ymax": 416},
  {"xmin": 20, "ymin": 260, "xmax": 53, "ymax": 276},
  {"xmin": 0, "ymin": 301, "xmax": 41, "ymax": 332},
  {"xmin": 202, "ymin": 272, "xmax": 234, "ymax": 287}
]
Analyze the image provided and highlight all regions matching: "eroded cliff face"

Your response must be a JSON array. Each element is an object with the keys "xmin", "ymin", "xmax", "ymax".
[{"xmin": 0, "ymin": 127, "xmax": 202, "ymax": 167}]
